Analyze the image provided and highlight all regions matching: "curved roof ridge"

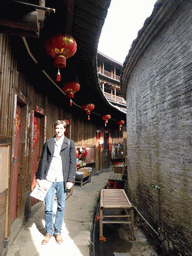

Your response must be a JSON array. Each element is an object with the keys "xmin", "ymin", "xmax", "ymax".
[
  {"xmin": 121, "ymin": 0, "xmax": 183, "ymax": 98},
  {"xmin": 125, "ymin": 0, "xmax": 164, "ymax": 63}
]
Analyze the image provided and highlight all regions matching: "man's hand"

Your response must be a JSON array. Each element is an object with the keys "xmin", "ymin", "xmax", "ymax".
[
  {"xmin": 66, "ymin": 182, "xmax": 73, "ymax": 190},
  {"xmin": 36, "ymin": 179, "xmax": 45, "ymax": 189},
  {"xmin": 36, "ymin": 179, "xmax": 41, "ymax": 187}
]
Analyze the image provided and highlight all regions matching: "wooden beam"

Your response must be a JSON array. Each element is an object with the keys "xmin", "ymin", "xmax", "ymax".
[{"xmin": 0, "ymin": 11, "xmax": 39, "ymax": 32}]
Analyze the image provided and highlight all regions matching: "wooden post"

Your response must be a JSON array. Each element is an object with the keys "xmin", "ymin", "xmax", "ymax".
[
  {"xmin": 131, "ymin": 208, "xmax": 135, "ymax": 239},
  {"xmin": 99, "ymin": 207, "xmax": 106, "ymax": 242},
  {"xmin": 99, "ymin": 208, "xmax": 103, "ymax": 238}
]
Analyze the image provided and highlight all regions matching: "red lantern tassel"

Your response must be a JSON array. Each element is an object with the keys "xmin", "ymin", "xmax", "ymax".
[
  {"xmin": 56, "ymin": 69, "xmax": 61, "ymax": 82},
  {"xmin": 88, "ymin": 115, "xmax": 90, "ymax": 120},
  {"xmin": 69, "ymin": 99, "xmax": 72, "ymax": 106}
]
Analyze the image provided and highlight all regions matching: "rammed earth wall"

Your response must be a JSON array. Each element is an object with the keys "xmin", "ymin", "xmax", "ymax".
[{"xmin": 123, "ymin": 1, "xmax": 192, "ymax": 255}]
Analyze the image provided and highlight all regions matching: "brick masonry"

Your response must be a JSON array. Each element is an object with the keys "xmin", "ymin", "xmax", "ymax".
[{"xmin": 124, "ymin": 1, "xmax": 192, "ymax": 255}]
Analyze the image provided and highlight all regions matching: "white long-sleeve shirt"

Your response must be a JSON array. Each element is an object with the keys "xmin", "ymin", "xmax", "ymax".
[{"xmin": 46, "ymin": 136, "xmax": 64, "ymax": 182}]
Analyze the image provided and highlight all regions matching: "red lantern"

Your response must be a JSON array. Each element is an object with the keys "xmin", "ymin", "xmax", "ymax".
[
  {"xmin": 82, "ymin": 103, "xmax": 95, "ymax": 120},
  {"xmin": 45, "ymin": 34, "xmax": 77, "ymax": 82},
  {"xmin": 62, "ymin": 82, "xmax": 80, "ymax": 106},
  {"xmin": 102, "ymin": 114, "xmax": 111, "ymax": 127},
  {"xmin": 117, "ymin": 120, "xmax": 125, "ymax": 131}
]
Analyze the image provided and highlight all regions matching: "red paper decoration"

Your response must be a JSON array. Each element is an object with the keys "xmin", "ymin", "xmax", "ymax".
[
  {"xmin": 116, "ymin": 120, "xmax": 125, "ymax": 131},
  {"xmin": 15, "ymin": 110, "xmax": 21, "ymax": 136},
  {"xmin": 33, "ymin": 119, "xmax": 40, "ymax": 148},
  {"xmin": 82, "ymin": 103, "xmax": 95, "ymax": 120},
  {"xmin": 102, "ymin": 114, "xmax": 111, "ymax": 127},
  {"xmin": 44, "ymin": 34, "xmax": 77, "ymax": 82},
  {"xmin": 62, "ymin": 82, "xmax": 80, "ymax": 106}
]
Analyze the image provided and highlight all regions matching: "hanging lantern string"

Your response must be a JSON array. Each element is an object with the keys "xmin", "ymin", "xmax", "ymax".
[{"xmin": 22, "ymin": 36, "xmax": 126, "ymax": 122}]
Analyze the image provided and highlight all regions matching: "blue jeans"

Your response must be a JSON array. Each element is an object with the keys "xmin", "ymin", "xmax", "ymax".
[{"xmin": 44, "ymin": 181, "xmax": 66, "ymax": 235}]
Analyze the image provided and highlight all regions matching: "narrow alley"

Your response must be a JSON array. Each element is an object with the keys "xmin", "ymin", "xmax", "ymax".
[
  {"xmin": 4, "ymin": 170, "xmax": 159, "ymax": 256},
  {"xmin": 0, "ymin": 1, "xmax": 192, "ymax": 256}
]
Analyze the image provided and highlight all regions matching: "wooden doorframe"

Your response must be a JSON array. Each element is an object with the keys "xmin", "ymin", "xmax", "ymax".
[
  {"xmin": 10, "ymin": 92, "xmax": 27, "ymax": 223},
  {"xmin": 30, "ymin": 107, "xmax": 46, "ymax": 201}
]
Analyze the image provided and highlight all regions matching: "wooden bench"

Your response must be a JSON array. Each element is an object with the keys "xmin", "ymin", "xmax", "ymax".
[
  {"xmin": 112, "ymin": 163, "xmax": 125, "ymax": 173},
  {"xmin": 99, "ymin": 189, "xmax": 134, "ymax": 242},
  {"xmin": 109, "ymin": 157, "xmax": 127, "ymax": 189},
  {"xmin": 108, "ymin": 173, "xmax": 126, "ymax": 189}
]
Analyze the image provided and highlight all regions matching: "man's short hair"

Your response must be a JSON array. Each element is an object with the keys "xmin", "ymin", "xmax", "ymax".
[{"xmin": 54, "ymin": 120, "xmax": 67, "ymax": 129}]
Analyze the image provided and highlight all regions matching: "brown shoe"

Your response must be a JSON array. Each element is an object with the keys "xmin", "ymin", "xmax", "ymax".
[
  {"xmin": 55, "ymin": 234, "xmax": 63, "ymax": 245},
  {"xmin": 41, "ymin": 234, "xmax": 52, "ymax": 245}
]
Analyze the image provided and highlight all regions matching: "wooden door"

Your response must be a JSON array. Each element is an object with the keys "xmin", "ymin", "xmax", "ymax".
[
  {"xmin": 103, "ymin": 131, "xmax": 110, "ymax": 168},
  {"xmin": 31, "ymin": 113, "xmax": 44, "ymax": 206}
]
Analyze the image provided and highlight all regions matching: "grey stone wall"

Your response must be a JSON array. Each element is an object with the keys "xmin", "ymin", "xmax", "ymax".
[{"xmin": 125, "ymin": 2, "xmax": 192, "ymax": 255}]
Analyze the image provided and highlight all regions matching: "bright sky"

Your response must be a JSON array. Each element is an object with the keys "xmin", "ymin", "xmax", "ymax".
[{"xmin": 98, "ymin": 0, "xmax": 157, "ymax": 64}]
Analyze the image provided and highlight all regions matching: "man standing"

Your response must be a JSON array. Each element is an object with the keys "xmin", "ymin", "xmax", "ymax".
[{"xmin": 36, "ymin": 120, "xmax": 76, "ymax": 245}]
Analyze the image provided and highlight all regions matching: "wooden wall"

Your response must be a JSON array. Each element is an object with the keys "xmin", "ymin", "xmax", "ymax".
[
  {"xmin": 0, "ymin": 34, "xmax": 16, "ymax": 138},
  {"xmin": 0, "ymin": 34, "xmax": 17, "ymax": 256}
]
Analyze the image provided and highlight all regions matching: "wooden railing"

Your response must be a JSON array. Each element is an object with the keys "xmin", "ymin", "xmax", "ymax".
[
  {"xmin": 98, "ymin": 68, "xmax": 120, "ymax": 81},
  {"xmin": 104, "ymin": 92, "xmax": 126, "ymax": 104}
]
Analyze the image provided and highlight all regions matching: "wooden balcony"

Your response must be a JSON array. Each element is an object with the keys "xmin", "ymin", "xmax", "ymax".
[
  {"xmin": 104, "ymin": 92, "xmax": 126, "ymax": 105},
  {"xmin": 98, "ymin": 68, "xmax": 120, "ymax": 81}
]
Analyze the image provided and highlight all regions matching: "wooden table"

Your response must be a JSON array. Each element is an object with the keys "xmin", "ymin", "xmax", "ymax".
[{"xmin": 99, "ymin": 189, "xmax": 134, "ymax": 242}]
